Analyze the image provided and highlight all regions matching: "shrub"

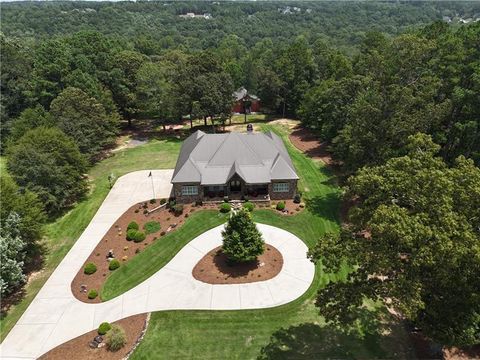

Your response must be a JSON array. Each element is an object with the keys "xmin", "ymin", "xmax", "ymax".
[
  {"xmin": 160, "ymin": 231, "xmax": 166, "ymax": 236},
  {"xmin": 105, "ymin": 325, "xmax": 127, "ymax": 352},
  {"xmin": 222, "ymin": 209, "xmax": 264, "ymax": 263},
  {"xmin": 185, "ymin": 213, "xmax": 189, "ymax": 218},
  {"xmin": 276, "ymin": 201, "xmax": 286, "ymax": 211},
  {"xmin": 195, "ymin": 200, "xmax": 203, "ymax": 206},
  {"xmin": 127, "ymin": 221, "xmax": 139, "ymax": 231},
  {"xmin": 109, "ymin": 259, "xmax": 120, "ymax": 271},
  {"xmin": 160, "ymin": 198, "xmax": 166, "ymax": 205},
  {"xmin": 84, "ymin": 263, "xmax": 97, "ymax": 275},
  {"xmin": 168, "ymin": 200, "xmax": 176, "ymax": 209},
  {"xmin": 223, "ymin": 196, "xmax": 229, "ymax": 202},
  {"xmin": 88, "ymin": 289, "xmax": 98, "ymax": 299},
  {"xmin": 134, "ymin": 209, "xmax": 139, "ymax": 213},
  {"xmin": 127, "ymin": 229, "xmax": 146, "ymax": 242},
  {"xmin": 243, "ymin": 201, "xmax": 255, "ymax": 212},
  {"xmin": 143, "ymin": 209, "xmax": 148, "ymax": 214},
  {"xmin": 173, "ymin": 204, "xmax": 184, "ymax": 216},
  {"xmin": 219, "ymin": 203, "xmax": 231, "ymax": 213},
  {"xmin": 98, "ymin": 322, "xmax": 111, "ymax": 335},
  {"xmin": 149, "ymin": 199, "xmax": 156, "ymax": 204},
  {"xmin": 143, "ymin": 221, "xmax": 161, "ymax": 234},
  {"xmin": 293, "ymin": 193, "xmax": 302, "ymax": 204}
]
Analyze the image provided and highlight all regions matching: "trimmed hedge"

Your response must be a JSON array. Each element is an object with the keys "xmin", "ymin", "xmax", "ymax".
[
  {"xmin": 219, "ymin": 203, "xmax": 231, "ymax": 213},
  {"xmin": 109, "ymin": 259, "xmax": 120, "ymax": 271},
  {"xmin": 84, "ymin": 262, "xmax": 97, "ymax": 275},
  {"xmin": 127, "ymin": 221, "xmax": 139, "ymax": 231},
  {"xmin": 243, "ymin": 201, "xmax": 255, "ymax": 212},
  {"xmin": 98, "ymin": 322, "xmax": 112, "ymax": 335},
  {"xmin": 276, "ymin": 201, "xmax": 286, "ymax": 211},
  {"xmin": 127, "ymin": 229, "xmax": 146, "ymax": 242},
  {"xmin": 88, "ymin": 289, "xmax": 98, "ymax": 299}
]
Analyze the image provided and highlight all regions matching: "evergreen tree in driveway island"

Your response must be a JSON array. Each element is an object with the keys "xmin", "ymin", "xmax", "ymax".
[{"xmin": 222, "ymin": 209, "xmax": 265, "ymax": 263}]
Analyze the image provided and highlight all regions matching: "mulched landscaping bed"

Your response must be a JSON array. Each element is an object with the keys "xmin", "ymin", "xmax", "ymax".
[
  {"xmin": 192, "ymin": 244, "xmax": 283, "ymax": 284},
  {"xmin": 288, "ymin": 125, "xmax": 334, "ymax": 165},
  {"xmin": 38, "ymin": 314, "xmax": 147, "ymax": 360},
  {"xmin": 71, "ymin": 200, "xmax": 219, "ymax": 303}
]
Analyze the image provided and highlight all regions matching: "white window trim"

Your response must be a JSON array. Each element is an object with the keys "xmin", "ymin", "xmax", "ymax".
[
  {"xmin": 273, "ymin": 182, "xmax": 289, "ymax": 193},
  {"xmin": 182, "ymin": 185, "xmax": 198, "ymax": 196}
]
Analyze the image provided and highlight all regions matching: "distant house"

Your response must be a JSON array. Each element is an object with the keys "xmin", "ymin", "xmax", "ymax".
[
  {"xmin": 232, "ymin": 87, "xmax": 260, "ymax": 114},
  {"xmin": 171, "ymin": 130, "xmax": 298, "ymax": 203},
  {"xmin": 179, "ymin": 12, "xmax": 213, "ymax": 19}
]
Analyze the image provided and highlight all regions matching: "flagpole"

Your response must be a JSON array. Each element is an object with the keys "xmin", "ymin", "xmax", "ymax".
[{"xmin": 149, "ymin": 171, "xmax": 156, "ymax": 199}]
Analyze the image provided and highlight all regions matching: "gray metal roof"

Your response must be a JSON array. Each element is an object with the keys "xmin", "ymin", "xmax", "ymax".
[{"xmin": 171, "ymin": 130, "xmax": 299, "ymax": 185}]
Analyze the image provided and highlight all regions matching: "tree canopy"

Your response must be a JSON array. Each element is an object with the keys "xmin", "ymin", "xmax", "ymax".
[
  {"xmin": 7, "ymin": 127, "xmax": 88, "ymax": 216},
  {"xmin": 309, "ymin": 134, "xmax": 480, "ymax": 346}
]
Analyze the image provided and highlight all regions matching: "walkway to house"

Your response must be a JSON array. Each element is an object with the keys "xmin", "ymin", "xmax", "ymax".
[{"xmin": 0, "ymin": 170, "xmax": 314, "ymax": 360}]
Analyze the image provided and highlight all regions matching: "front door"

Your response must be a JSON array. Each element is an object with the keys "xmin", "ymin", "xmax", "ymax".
[{"xmin": 230, "ymin": 180, "xmax": 241, "ymax": 192}]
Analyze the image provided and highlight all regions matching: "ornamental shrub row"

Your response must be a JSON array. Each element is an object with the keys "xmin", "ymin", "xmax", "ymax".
[
  {"xmin": 219, "ymin": 203, "xmax": 231, "ymax": 213},
  {"xmin": 84, "ymin": 262, "xmax": 97, "ymax": 275},
  {"xmin": 243, "ymin": 201, "xmax": 255, "ymax": 212},
  {"xmin": 127, "ymin": 221, "xmax": 139, "ymax": 231},
  {"xmin": 126, "ymin": 229, "xmax": 146, "ymax": 242},
  {"xmin": 109, "ymin": 259, "xmax": 120, "ymax": 271}
]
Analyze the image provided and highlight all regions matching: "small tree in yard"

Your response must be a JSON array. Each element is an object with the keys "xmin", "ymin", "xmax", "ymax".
[{"xmin": 222, "ymin": 209, "xmax": 264, "ymax": 263}]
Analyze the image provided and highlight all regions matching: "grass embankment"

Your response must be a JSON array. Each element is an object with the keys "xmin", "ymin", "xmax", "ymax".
[
  {"xmin": 101, "ymin": 210, "xmax": 229, "ymax": 300},
  {"xmin": 130, "ymin": 124, "xmax": 413, "ymax": 359},
  {"xmin": 0, "ymin": 138, "xmax": 181, "ymax": 341}
]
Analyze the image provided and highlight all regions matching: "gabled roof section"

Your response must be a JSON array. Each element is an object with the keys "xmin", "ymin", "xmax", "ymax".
[
  {"xmin": 171, "ymin": 130, "xmax": 298, "ymax": 184},
  {"xmin": 270, "ymin": 153, "xmax": 298, "ymax": 180},
  {"xmin": 171, "ymin": 130, "xmax": 204, "ymax": 183}
]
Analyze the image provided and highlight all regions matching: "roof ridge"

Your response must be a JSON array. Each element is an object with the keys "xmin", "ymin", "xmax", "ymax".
[
  {"xmin": 236, "ymin": 132, "xmax": 264, "ymax": 165},
  {"xmin": 207, "ymin": 132, "xmax": 230, "ymax": 164}
]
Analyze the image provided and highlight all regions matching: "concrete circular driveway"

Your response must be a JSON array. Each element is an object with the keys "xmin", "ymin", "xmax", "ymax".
[{"xmin": 0, "ymin": 170, "xmax": 314, "ymax": 360}]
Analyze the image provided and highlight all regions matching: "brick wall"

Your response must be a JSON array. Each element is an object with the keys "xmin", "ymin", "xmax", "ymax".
[
  {"xmin": 173, "ymin": 183, "xmax": 203, "ymax": 204},
  {"xmin": 268, "ymin": 179, "xmax": 297, "ymax": 200}
]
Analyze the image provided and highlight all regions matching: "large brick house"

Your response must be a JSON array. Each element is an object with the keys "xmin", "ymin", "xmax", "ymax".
[{"xmin": 171, "ymin": 130, "xmax": 298, "ymax": 203}]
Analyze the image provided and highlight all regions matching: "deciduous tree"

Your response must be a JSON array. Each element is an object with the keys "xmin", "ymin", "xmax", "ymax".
[{"xmin": 7, "ymin": 127, "xmax": 88, "ymax": 216}]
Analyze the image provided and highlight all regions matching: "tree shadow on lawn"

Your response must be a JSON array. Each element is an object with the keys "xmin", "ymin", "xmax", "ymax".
[
  {"xmin": 305, "ymin": 192, "xmax": 341, "ymax": 224},
  {"xmin": 258, "ymin": 304, "xmax": 416, "ymax": 360},
  {"xmin": 258, "ymin": 322, "xmax": 388, "ymax": 360}
]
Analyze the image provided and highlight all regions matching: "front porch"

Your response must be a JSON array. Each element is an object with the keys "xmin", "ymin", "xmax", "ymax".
[{"xmin": 202, "ymin": 180, "xmax": 269, "ymax": 203}]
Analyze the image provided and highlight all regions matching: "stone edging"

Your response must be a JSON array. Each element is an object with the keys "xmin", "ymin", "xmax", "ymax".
[{"xmin": 123, "ymin": 312, "xmax": 151, "ymax": 360}]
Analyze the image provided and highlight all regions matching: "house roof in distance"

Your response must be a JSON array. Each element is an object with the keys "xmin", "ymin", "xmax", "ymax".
[
  {"xmin": 171, "ymin": 130, "xmax": 299, "ymax": 185},
  {"xmin": 233, "ymin": 87, "xmax": 260, "ymax": 102}
]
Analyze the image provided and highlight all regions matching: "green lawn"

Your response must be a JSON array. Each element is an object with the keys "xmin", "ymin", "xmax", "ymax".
[
  {"xmin": 101, "ymin": 210, "xmax": 229, "ymax": 300},
  {"xmin": 129, "ymin": 124, "xmax": 415, "ymax": 359},
  {"xmin": 0, "ymin": 138, "xmax": 181, "ymax": 340}
]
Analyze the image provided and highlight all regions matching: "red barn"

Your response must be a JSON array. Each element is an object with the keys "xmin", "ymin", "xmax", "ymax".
[{"xmin": 232, "ymin": 87, "xmax": 260, "ymax": 114}]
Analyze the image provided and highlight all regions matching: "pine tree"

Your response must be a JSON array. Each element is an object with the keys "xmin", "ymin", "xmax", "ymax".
[{"xmin": 222, "ymin": 209, "xmax": 265, "ymax": 263}]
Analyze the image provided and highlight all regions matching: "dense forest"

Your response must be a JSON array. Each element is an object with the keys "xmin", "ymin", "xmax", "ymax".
[
  {"xmin": 2, "ymin": 1, "xmax": 479, "ymax": 51},
  {"xmin": 1, "ymin": 0, "xmax": 479, "ymax": 351}
]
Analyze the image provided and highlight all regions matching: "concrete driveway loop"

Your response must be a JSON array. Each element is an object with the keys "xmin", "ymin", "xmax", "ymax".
[{"xmin": 0, "ymin": 170, "xmax": 314, "ymax": 359}]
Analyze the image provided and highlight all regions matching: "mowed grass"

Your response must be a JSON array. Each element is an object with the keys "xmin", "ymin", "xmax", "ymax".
[
  {"xmin": 101, "ymin": 210, "xmax": 229, "ymax": 300},
  {"xmin": 129, "ymin": 125, "xmax": 413, "ymax": 359},
  {"xmin": 0, "ymin": 138, "xmax": 181, "ymax": 340}
]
